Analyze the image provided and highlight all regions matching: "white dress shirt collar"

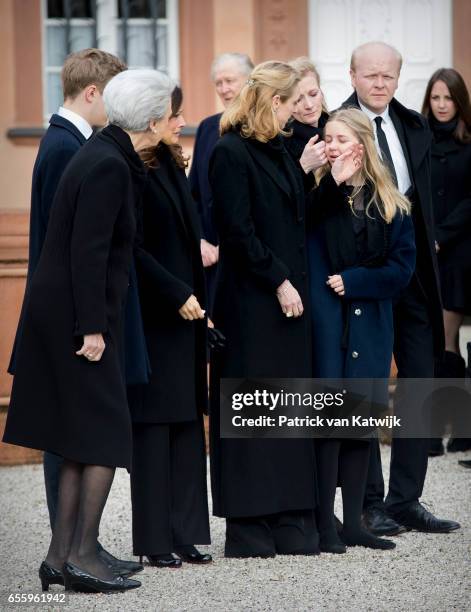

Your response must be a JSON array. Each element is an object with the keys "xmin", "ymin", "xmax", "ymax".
[
  {"xmin": 358, "ymin": 99, "xmax": 390, "ymax": 125},
  {"xmin": 57, "ymin": 106, "xmax": 93, "ymax": 140}
]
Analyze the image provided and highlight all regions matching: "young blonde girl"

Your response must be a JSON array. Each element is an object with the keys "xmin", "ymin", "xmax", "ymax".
[{"xmin": 308, "ymin": 108, "xmax": 415, "ymax": 553}]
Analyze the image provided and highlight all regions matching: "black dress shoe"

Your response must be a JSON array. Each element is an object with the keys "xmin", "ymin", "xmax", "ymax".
[
  {"xmin": 363, "ymin": 507, "xmax": 406, "ymax": 536},
  {"xmin": 175, "ymin": 546, "xmax": 213, "ymax": 564},
  {"xmin": 98, "ymin": 546, "xmax": 143, "ymax": 577},
  {"xmin": 458, "ymin": 459, "xmax": 471, "ymax": 468},
  {"xmin": 447, "ymin": 438, "xmax": 471, "ymax": 453},
  {"xmin": 428, "ymin": 438, "xmax": 444, "ymax": 457},
  {"xmin": 394, "ymin": 502, "xmax": 461, "ymax": 533},
  {"xmin": 39, "ymin": 561, "xmax": 63, "ymax": 591},
  {"xmin": 140, "ymin": 554, "xmax": 182, "ymax": 568},
  {"xmin": 62, "ymin": 562, "xmax": 141, "ymax": 593}
]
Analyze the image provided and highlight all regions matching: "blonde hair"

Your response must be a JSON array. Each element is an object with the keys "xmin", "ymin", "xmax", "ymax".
[
  {"xmin": 288, "ymin": 56, "xmax": 328, "ymax": 114},
  {"xmin": 315, "ymin": 108, "xmax": 410, "ymax": 223},
  {"xmin": 220, "ymin": 61, "xmax": 300, "ymax": 142}
]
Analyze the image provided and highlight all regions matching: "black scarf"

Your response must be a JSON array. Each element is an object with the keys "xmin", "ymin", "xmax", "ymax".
[
  {"xmin": 322, "ymin": 182, "xmax": 392, "ymax": 274},
  {"xmin": 429, "ymin": 115, "xmax": 459, "ymax": 143}
]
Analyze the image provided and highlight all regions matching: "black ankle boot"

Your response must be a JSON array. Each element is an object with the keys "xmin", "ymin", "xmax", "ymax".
[
  {"xmin": 39, "ymin": 561, "xmax": 64, "ymax": 591},
  {"xmin": 319, "ymin": 529, "xmax": 346, "ymax": 554}
]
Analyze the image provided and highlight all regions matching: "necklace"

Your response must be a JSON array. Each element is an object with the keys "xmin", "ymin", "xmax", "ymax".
[{"xmin": 347, "ymin": 184, "xmax": 364, "ymax": 212}]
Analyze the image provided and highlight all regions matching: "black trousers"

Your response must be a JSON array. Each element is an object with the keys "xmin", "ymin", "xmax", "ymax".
[
  {"xmin": 364, "ymin": 280, "xmax": 433, "ymax": 514},
  {"xmin": 130, "ymin": 419, "xmax": 210, "ymax": 555}
]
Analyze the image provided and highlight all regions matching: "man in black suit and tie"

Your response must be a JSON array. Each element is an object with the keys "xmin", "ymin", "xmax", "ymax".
[
  {"xmin": 189, "ymin": 52, "xmax": 253, "ymax": 313},
  {"xmin": 342, "ymin": 41, "xmax": 460, "ymax": 535},
  {"xmin": 9, "ymin": 48, "xmax": 142, "ymax": 574}
]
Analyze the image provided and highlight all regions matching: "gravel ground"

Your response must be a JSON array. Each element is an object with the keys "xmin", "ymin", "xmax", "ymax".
[{"xmin": 0, "ymin": 446, "xmax": 469, "ymax": 612}]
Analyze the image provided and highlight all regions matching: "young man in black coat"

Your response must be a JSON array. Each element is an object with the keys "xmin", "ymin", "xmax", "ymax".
[
  {"xmin": 8, "ymin": 48, "xmax": 140, "ymax": 575},
  {"xmin": 342, "ymin": 42, "xmax": 460, "ymax": 535},
  {"xmin": 189, "ymin": 52, "xmax": 253, "ymax": 313}
]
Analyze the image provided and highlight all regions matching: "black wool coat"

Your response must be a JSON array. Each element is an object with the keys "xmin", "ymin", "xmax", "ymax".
[
  {"xmin": 3, "ymin": 125, "xmax": 145, "ymax": 469},
  {"xmin": 208, "ymin": 130, "xmax": 317, "ymax": 518},
  {"xmin": 342, "ymin": 92, "xmax": 444, "ymax": 357},
  {"xmin": 9, "ymin": 114, "xmax": 86, "ymax": 374},
  {"xmin": 128, "ymin": 145, "xmax": 208, "ymax": 423},
  {"xmin": 430, "ymin": 129, "xmax": 471, "ymax": 265}
]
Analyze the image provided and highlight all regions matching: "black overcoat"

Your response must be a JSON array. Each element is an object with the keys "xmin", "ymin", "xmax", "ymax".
[
  {"xmin": 188, "ymin": 112, "xmax": 221, "ymax": 244},
  {"xmin": 432, "ymin": 135, "xmax": 471, "ymax": 255},
  {"xmin": 208, "ymin": 130, "xmax": 317, "ymax": 518},
  {"xmin": 342, "ymin": 92, "xmax": 445, "ymax": 356},
  {"xmin": 128, "ymin": 145, "xmax": 208, "ymax": 423},
  {"xmin": 9, "ymin": 114, "xmax": 85, "ymax": 374},
  {"xmin": 3, "ymin": 125, "xmax": 145, "ymax": 469}
]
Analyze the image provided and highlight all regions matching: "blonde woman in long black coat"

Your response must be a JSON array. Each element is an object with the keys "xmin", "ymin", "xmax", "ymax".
[{"xmin": 209, "ymin": 61, "xmax": 319, "ymax": 559}]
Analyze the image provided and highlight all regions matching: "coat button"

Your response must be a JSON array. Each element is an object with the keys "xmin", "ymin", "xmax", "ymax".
[
  {"xmin": 301, "ymin": 271, "xmax": 307, "ymax": 278},
  {"xmin": 440, "ymin": 157, "xmax": 446, "ymax": 163},
  {"xmin": 354, "ymin": 308, "xmax": 362, "ymax": 316},
  {"xmin": 297, "ymin": 216, "xmax": 304, "ymax": 223},
  {"xmin": 437, "ymin": 189, "xmax": 445, "ymax": 196},
  {"xmin": 352, "ymin": 351, "xmax": 359, "ymax": 359},
  {"xmin": 299, "ymin": 243, "xmax": 305, "ymax": 251}
]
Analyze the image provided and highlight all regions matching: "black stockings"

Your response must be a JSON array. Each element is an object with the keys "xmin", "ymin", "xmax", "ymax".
[
  {"xmin": 316, "ymin": 439, "xmax": 370, "ymax": 542},
  {"xmin": 45, "ymin": 461, "xmax": 115, "ymax": 579}
]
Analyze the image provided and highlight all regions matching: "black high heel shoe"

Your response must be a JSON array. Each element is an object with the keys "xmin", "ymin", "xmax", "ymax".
[
  {"xmin": 174, "ymin": 546, "xmax": 213, "ymax": 564},
  {"xmin": 62, "ymin": 562, "xmax": 141, "ymax": 593},
  {"xmin": 39, "ymin": 561, "xmax": 64, "ymax": 591},
  {"xmin": 138, "ymin": 554, "xmax": 182, "ymax": 568}
]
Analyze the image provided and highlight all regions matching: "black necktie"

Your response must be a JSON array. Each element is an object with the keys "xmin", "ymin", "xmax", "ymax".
[{"xmin": 374, "ymin": 116, "xmax": 398, "ymax": 186}]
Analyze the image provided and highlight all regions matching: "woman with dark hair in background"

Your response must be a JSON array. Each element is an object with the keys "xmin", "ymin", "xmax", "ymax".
[
  {"xmin": 128, "ymin": 86, "xmax": 212, "ymax": 569},
  {"xmin": 422, "ymin": 68, "xmax": 471, "ymax": 456},
  {"xmin": 209, "ymin": 61, "xmax": 319, "ymax": 559}
]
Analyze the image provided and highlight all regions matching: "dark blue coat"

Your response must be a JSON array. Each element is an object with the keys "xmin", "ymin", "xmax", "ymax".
[
  {"xmin": 189, "ymin": 112, "xmax": 221, "ymax": 244},
  {"xmin": 309, "ymin": 175, "xmax": 416, "ymax": 380},
  {"xmin": 29, "ymin": 114, "xmax": 86, "ymax": 279}
]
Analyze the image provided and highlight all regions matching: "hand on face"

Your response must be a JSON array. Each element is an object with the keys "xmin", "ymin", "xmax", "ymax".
[{"xmin": 330, "ymin": 143, "xmax": 364, "ymax": 185}]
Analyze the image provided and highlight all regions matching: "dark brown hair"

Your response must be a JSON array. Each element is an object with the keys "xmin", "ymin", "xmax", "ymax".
[
  {"xmin": 140, "ymin": 85, "xmax": 189, "ymax": 169},
  {"xmin": 61, "ymin": 48, "xmax": 127, "ymax": 100},
  {"xmin": 421, "ymin": 68, "xmax": 471, "ymax": 143}
]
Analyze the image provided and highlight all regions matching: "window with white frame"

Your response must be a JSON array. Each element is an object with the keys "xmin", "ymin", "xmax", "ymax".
[{"xmin": 42, "ymin": 0, "xmax": 179, "ymax": 120}]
